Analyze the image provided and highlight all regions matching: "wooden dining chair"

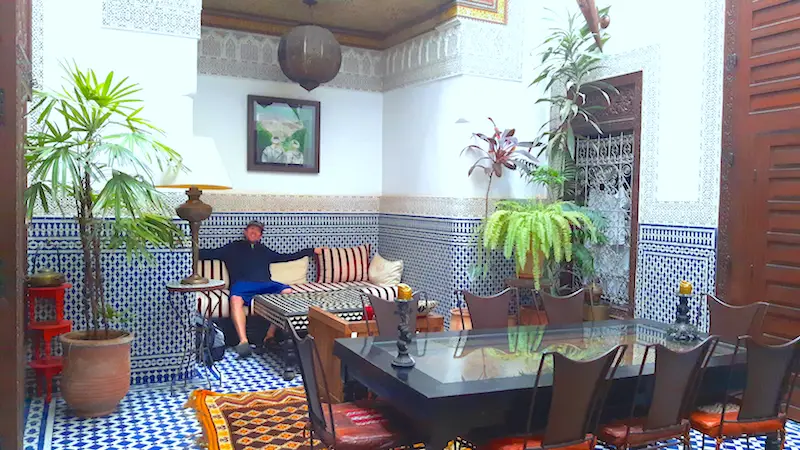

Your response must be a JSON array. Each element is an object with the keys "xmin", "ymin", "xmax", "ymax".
[
  {"xmin": 707, "ymin": 294, "xmax": 768, "ymax": 343},
  {"xmin": 482, "ymin": 345, "xmax": 627, "ymax": 450},
  {"xmin": 689, "ymin": 335, "xmax": 800, "ymax": 450},
  {"xmin": 287, "ymin": 319, "xmax": 424, "ymax": 450},
  {"xmin": 360, "ymin": 292, "xmax": 419, "ymax": 338},
  {"xmin": 457, "ymin": 288, "xmax": 514, "ymax": 330},
  {"xmin": 596, "ymin": 336, "xmax": 718, "ymax": 450},
  {"xmin": 540, "ymin": 289, "xmax": 585, "ymax": 325}
]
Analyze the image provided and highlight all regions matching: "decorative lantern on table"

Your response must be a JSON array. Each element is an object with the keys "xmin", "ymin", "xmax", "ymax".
[
  {"xmin": 391, "ymin": 284, "xmax": 416, "ymax": 368},
  {"xmin": 667, "ymin": 280, "xmax": 700, "ymax": 342}
]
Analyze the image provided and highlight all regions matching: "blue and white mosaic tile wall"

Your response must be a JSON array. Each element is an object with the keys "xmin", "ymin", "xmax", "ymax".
[
  {"xmin": 26, "ymin": 218, "xmax": 193, "ymax": 389},
  {"xmin": 635, "ymin": 224, "xmax": 717, "ymax": 331},
  {"xmin": 379, "ymin": 214, "xmax": 515, "ymax": 329}
]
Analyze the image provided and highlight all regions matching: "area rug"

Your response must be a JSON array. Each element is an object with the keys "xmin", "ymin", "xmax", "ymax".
[
  {"xmin": 187, "ymin": 387, "xmax": 320, "ymax": 450},
  {"xmin": 186, "ymin": 387, "xmax": 466, "ymax": 450}
]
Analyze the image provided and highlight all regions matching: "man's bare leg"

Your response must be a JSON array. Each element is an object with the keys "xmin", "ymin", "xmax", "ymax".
[
  {"xmin": 264, "ymin": 288, "xmax": 295, "ymax": 343},
  {"xmin": 231, "ymin": 295, "xmax": 251, "ymax": 357}
]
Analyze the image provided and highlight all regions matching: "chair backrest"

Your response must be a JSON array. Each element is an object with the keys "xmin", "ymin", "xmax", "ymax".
[
  {"xmin": 540, "ymin": 289, "xmax": 585, "ymax": 325},
  {"xmin": 707, "ymin": 295, "xmax": 768, "ymax": 343},
  {"xmin": 364, "ymin": 293, "xmax": 418, "ymax": 338},
  {"xmin": 288, "ymin": 320, "xmax": 335, "ymax": 441},
  {"xmin": 736, "ymin": 335, "xmax": 800, "ymax": 421},
  {"xmin": 641, "ymin": 337, "xmax": 718, "ymax": 431},
  {"xmin": 461, "ymin": 289, "xmax": 513, "ymax": 330},
  {"xmin": 530, "ymin": 345, "xmax": 626, "ymax": 447}
]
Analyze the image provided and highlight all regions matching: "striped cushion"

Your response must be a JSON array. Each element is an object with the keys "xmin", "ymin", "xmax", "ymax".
[
  {"xmin": 195, "ymin": 289, "xmax": 257, "ymax": 318},
  {"xmin": 316, "ymin": 245, "xmax": 371, "ymax": 283}
]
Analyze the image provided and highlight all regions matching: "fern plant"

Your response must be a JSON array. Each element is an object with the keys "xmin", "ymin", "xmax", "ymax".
[{"xmin": 477, "ymin": 200, "xmax": 597, "ymax": 289}]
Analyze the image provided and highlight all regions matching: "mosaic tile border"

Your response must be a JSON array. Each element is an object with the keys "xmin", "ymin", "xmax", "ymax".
[
  {"xmin": 26, "ymin": 217, "xmax": 194, "ymax": 389},
  {"xmin": 635, "ymin": 224, "xmax": 717, "ymax": 331},
  {"xmin": 379, "ymin": 214, "xmax": 515, "ymax": 329}
]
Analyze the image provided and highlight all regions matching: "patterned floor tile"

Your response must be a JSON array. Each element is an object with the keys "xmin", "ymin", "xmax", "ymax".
[{"xmin": 23, "ymin": 349, "xmax": 800, "ymax": 450}]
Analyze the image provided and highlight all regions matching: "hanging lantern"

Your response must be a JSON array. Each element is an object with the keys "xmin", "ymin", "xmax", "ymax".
[{"xmin": 278, "ymin": 2, "xmax": 342, "ymax": 91}]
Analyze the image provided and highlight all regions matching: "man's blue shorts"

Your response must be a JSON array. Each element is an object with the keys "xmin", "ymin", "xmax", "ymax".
[{"xmin": 230, "ymin": 280, "xmax": 291, "ymax": 305}]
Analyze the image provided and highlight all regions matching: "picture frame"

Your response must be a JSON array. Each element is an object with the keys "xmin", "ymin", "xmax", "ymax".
[{"xmin": 247, "ymin": 95, "xmax": 321, "ymax": 173}]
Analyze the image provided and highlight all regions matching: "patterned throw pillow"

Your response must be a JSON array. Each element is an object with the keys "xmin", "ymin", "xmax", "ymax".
[{"xmin": 316, "ymin": 244, "xmax": 371, "ymax": 283}]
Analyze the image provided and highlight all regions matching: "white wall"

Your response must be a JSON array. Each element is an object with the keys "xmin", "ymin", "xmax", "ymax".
[
  {"xmin": 526, "ymin": 0, "xmax": 723, "ymax": 226},
  {"xmin": 382, "ymin": 75, "xmax": 545, "ymax": 199},
  {"xmin": 194, "ymin": 75, "xmax": 384, "ymax": 196},
  {"xmin": 41, "ymin": 0, "xmax": 198, "ymax": 144}
]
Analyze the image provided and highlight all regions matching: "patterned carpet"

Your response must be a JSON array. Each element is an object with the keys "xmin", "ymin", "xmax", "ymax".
[{"xmin": 187, "ymin": 387, "xmax": 322, "ymax": 450}]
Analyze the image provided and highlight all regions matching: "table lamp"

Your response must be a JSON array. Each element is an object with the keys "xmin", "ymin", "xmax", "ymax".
[{"xmin": 157, "ymin": 136, "xmax": 232, "ymax": 285}]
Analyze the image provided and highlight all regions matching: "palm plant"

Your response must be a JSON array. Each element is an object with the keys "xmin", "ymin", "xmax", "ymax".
[
  {"xmin": 25, "ymin": 62, "xmax": 184, "ymax": 338},
  {"xmin": 476, "ymin": 200, "xmax": 597, "ymax": 289},
  {"xmin": 528, "ymin": 8, "xmax": 616, "ymax": 177},
  {"xmin": 462, "ymin": 118, "xmax": 537, "ymax": 217}
]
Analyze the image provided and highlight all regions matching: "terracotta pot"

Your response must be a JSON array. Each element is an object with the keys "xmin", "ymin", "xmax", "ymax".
[
  {"xmin": 59, "ymin": 330, "xmax": 134, "ymax": 418},
  {"xmin": 583, "ymin": 304, "xmax": 610, "ymax": 321},
  {"xmin": 449, "ymin": 308, "xmax": 472, "ymax": 330},
  {"xmin": 517, "ymin": 249, "xmax": 545, "ymax": 280}
]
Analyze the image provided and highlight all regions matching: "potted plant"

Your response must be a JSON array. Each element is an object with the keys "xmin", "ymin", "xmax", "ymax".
[
  {"xmin": 475, "ymin": 199, "xmax": 597, "ymax": 290},
  {"xmin": 25, "ymin": 63, "xmax": 184, "ymax": 417},
  {"xmin": 462, "ymin": 118, "xmax": 537, "ymax": 218}
]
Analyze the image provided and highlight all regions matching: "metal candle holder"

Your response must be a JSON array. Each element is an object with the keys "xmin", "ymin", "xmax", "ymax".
[
  {"xmin": 667, "ymin": 280, "xmax": 699, "ymax": 342},
  {"xmin": 391, "ymin": 285, "xmax": 415, "ymax": 368}
]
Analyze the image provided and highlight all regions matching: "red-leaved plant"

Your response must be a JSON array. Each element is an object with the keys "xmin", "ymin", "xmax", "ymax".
[{"xmin": 462, "ymin": 118, "xmax": 538, "ymax": 217}]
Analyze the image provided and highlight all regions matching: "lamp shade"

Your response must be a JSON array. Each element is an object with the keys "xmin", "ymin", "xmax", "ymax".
[{"xmin": 156, "ymin": 136, "xmax": 232, "ymax": 190}]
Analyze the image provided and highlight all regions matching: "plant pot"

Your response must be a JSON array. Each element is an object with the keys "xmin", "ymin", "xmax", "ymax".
[
  {"xmin": 583, "ymin": 303, "xmax": 610, "ymax": 321},
  {"xmin": 450, "ymin": 308, "xmax": 472, "ymax": 330},
  {"xmin": 59, "ymin": 330, "xmax": 134, "ymax": 418},
  {"xmin": 517, "ymin": 250, "xmax": 545, "ymax": 280}
]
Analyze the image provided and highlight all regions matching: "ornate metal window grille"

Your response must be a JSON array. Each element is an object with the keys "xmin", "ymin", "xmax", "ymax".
[{"xmin": 575, "ymin": 133, "xmax": 635, "ymax": 311}]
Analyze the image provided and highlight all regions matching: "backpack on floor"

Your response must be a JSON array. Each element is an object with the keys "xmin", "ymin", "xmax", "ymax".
[{"xmin": 195, "ymin": 315, "xmax": 226, "ymax": 367}]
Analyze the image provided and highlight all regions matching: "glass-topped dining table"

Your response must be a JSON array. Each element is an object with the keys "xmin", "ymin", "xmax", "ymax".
[{"xmin": 333, "ymin": 319, "xmax": 743, "ymax": 449}]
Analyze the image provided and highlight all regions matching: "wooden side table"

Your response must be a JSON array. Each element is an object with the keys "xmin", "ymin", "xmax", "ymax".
[{"xmin": 166, "ymin": 279, "xmax": 226, "ymax": 394}]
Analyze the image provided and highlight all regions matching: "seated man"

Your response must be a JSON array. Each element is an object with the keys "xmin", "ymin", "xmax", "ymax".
[{"xmin": 200, "ymin": 220, "xmax": 320, "ymax": 357}]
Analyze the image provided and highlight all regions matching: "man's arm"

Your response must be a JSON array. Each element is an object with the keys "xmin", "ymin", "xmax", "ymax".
[
  {"xmin": 266, "ymin": 247, "xmax": 318, "ymax": 264},
  {"xmin": 199, "ymin": 242, "xmax": 231, "ymax": 261}
]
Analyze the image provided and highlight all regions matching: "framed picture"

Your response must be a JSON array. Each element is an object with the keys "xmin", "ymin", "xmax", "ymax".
[{"xmin": 247, "ymin": 95, "xmax": 321, "ymax": 173}]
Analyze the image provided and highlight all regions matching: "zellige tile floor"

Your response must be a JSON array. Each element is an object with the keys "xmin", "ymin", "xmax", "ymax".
[{"xmin": 23, "ymin": 349, "xmax": 800, "ymax": 450}]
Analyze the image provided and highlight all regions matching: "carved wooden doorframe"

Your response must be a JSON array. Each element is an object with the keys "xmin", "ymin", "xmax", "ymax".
[
  {"xmin": 573, "ymin": 71, "xmax": 643, "ymax": 318},
  {"xmin": 0, "ymin": 0, "xmax": 30, "ymax": 448}
]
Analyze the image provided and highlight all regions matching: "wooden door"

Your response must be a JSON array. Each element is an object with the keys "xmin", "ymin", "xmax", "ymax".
[
  {"xmin": 719, "ymin": 0, "xmax": 800, "ymax": 419},
  {"xmin": 0, "ymin": 0, "xmax": 30, "ymax": 447}
]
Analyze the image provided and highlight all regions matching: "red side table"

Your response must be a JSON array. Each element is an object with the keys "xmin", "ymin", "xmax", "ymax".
[
  {"xmin": 27, "ymin": 283, "xmax": 72, "ymax": 402},
  {"xmin": 27, "ymin": 283, "xmax": 72, "ymax": 324}
]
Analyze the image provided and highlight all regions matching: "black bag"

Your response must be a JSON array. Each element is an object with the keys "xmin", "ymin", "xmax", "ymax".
[{"xmin": 195, "ymin": 315, "xmax": 226, "ymax": 367}]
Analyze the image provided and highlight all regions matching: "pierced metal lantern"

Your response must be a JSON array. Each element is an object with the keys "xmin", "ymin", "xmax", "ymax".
[{"xmin": 278, "ymin": 24, "xmax": 342, "ymax": 91}]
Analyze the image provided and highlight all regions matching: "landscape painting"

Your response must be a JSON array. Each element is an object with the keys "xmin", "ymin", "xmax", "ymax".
[{"xmin": 247, "ymin": 95, "xmax": 320, "ymax": 173}]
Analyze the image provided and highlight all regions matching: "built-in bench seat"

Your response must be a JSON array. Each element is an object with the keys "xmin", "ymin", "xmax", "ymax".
[{"xmin": 195, "ymin": 259, "xmax": 398, "ymax": 318}]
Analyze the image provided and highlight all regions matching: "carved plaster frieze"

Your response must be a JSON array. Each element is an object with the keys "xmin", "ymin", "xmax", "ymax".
[
  {"xmin": 198, "ymin": 28, "xmax": 385, "ymax": 92},
  {"xmin": 102, "ymin": 0, "xmax": 202, "ymax": 39},
  {"xmin": 199, "ymin": 0, "xmax": 522, "ymax": 92}
]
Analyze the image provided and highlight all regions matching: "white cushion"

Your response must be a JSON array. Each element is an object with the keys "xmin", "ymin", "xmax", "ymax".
[
  {"xmin": 271, "ymin": 256, "xmax": 309, "ymax": 285},
  {"xmin": 368, "ymin": 253, "xmax": 403, "ymax": 286}
]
